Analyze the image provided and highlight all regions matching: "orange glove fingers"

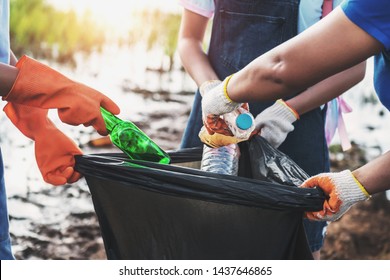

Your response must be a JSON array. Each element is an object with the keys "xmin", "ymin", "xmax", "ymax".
[
  {"xmin": 301, "ymin": 175, "xmax": 342, "ymax": 220},
  {"xmin": 204, "ymin": 114, "xmax": 234, "ymax": 136},
  {"xmin": 45, "ymin": 167, "xmax": 82, "ymax": 186},
  {"xmin": 199, "ymin": 126, "xmax": 242, "ymax": 148},
  {"xmin": 68, "ymin": 170, "xmax": 82, "ymax": 184},
  {"xmin": 57, "ymin": 93, "xmax": 120, "ymax": 136},
  {"xmin": 101, "ymin": 98, "xmax": 120, "ymax": 116},
  {"xmin": 4, "ymin": 102, "xmax": 83, "ymax": 186},
  {"xmin": 45, "ymin": 167, "xmax": 74, "ymax": 186},
  {"xmin": 4, "ymin": 55, "xmax": 120, "ymax": 135},
  {"xmin": 33, "ymin": 122, "xmax": 83, "ymax": 185}
]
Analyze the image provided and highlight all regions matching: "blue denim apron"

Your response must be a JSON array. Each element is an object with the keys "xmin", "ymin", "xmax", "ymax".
[
  {"xmin": 181, "ymin": 0, "xmax": 329, "ymax": 252},
  {"xmin": 0, "ymin": 148, "xmax": 14, "ymax": 259}
]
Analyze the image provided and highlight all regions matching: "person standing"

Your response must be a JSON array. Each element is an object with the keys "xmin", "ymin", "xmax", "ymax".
[
  {"xmin": 0, "ymin": 0, "xmax": 120, "ymax": 259},
  {"xmin": 178, "ymin": 0, "xmax": 365, "ymax": 259},
  {"xmin": 200, "ymin": 0, "xmax": 389, "ymax": 222}
]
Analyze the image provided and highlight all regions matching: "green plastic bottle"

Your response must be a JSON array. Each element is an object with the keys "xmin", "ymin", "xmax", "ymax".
[{"xmin": 100, "ymin": 107, "xmax": 170, "ymax": 164}]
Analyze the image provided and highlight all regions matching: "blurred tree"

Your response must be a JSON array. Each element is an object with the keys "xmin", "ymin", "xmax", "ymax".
[
  {"xmin": 9, "ymin": 0, "xmax": 105, "ymax": 66},
  {"xmin": 129, "ymin": 10, "xmax": 181, "ymax": 71}
]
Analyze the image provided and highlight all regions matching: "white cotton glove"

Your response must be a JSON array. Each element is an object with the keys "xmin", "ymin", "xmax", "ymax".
[
  {"xmin": 199, "ymin": 80, "xmax": 221, "ymax": 97},
  {"xmin": 201, "ymin": 75, "xmax": 241, "ymax": 117},
  {"xmin": 254, "ymin": 99, "xmax": 299, "ymax": 148},
  {"xmin": 301, "ymin": 170, "xmax": 371, "ymax": 222}
]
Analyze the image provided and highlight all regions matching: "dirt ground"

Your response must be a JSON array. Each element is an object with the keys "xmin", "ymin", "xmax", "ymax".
[
  {"xmin": 320, "ymin": 143, "xmax": 390, "ymax": 259},
  {"xmin": 322, "ymin": 192, "xmax": 390, "ymax": 259}
]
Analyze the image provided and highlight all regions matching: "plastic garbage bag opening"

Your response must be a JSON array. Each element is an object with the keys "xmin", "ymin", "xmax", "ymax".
[{"xmin": 75, "ymin": 136, "xmax": 325, "ymax": 260}]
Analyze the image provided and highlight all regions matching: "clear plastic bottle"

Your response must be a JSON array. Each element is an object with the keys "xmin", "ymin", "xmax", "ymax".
[
  {"xmin": 201, "ymin": 144, "xmax": 240, "ymax": 175},
  {"xmin": 223, "ymin": 107, "xmax": 255, "ymax": 139},
  {"xmin": 200, "ymin": 108, "xmax": 254, "ymax": 175}
]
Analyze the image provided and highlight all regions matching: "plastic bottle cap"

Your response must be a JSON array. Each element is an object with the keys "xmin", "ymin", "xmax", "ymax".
[{"xmin": 236, "ymin": 113, "xmax": 253, "ymax": 130}]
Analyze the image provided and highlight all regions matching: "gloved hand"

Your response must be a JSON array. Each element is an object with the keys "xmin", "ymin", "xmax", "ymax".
[
  {"xmin": 3, "ymin": 55, "xmax": 120, "ymax": 135},
  {"xmin": 254, "ymin": 99, "xmax": 299, "ymax": 148},
  {"xmin": 199, "ymin": 102, "xmax": 256, "ymax": 147},
  {"xmin": 301, "ymin": 170, "xmax": 371, "ymax": 221},
  {"xmin": 199, "ymin": 126, "xmax": 244, "ymax": 148},
  {"xmin": 199, "ymin": 80, "xmax": 230, "ymax": 135},
  {"xmin": 201, "ymin": 75, "xmax": 241, "ymax": 130},
  {"xmin": 3, "ymin": 103, "xmax": 83, "ymax": 185}
]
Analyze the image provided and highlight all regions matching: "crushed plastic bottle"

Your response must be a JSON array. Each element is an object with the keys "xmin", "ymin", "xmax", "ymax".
[
  {"xmin": 223, "ymin": 107, "xmax": 255, "ymax": 140},
  {"xmin": 200, "ymin": 108, "xmax": 254, "ymax": 175}
]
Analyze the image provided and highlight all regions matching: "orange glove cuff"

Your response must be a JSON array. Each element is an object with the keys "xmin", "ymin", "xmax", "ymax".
[
  {"xmin": 4, "ymin": 102, "xmax": 83, "ymax": 185},
  {"xmin": 277, "ymin": 99, "xmax": 300, "ymax": 120}
]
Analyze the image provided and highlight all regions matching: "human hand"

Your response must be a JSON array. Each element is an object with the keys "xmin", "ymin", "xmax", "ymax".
[
  {"xmin": 34, "ymin": 125, "xmax": 83, "ymax": 185},
  {"xmin": 3, "ymin": 55, "xmax": 120, "ymax": 135},
  {"xmin": 198, "ymin": 126, "xmax": 244, "ymax": 148},
  {"xmin": 301, "ymin": 170, "xmax": 371, "ymax": 221},
  {"xmin": 201, "ymin": 75, "xmax": 240, "ymax": 121},
  {"xmin": 254, "ymin": 99, "xmax": 299, "ymax": 148},
  {"xmin": 3, "ymin": 103, "xmax": 83, "ymax": 185}
]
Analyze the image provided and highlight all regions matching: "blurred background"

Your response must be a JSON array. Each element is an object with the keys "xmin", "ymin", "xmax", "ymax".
[{"xmin": 1, "ymin": 0, "xmax": 389, "ymax": 259}]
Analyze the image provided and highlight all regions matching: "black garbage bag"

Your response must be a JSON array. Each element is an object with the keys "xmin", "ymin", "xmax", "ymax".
[{"xmin": 75, "ymin": 136, "xmax": 325, "ymax": 260}]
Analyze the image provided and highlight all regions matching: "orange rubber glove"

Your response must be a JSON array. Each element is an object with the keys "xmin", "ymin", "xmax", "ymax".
[
  {"xmin": 199, "ymin": 126, "xmax": 243, "ymax": 148},
  {"xmin": 3, "ymin": 55, "xmax": 120, "ymax": 135},
  {"xmin": 301, "ymin": 170, "xmax": 371, "ymax": 221},
  {"xmin": 3, "ymin": 103, "xmax": 83, "ymax": 185},
  {"xmin": 204, "ymin": 103, "xmax": 251, "ymax": 136}
]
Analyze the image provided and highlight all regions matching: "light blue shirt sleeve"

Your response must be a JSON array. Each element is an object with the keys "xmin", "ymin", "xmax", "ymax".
[
  {"xmin": 298, "ymin": 0, "xmax": 343, "ymax": 33},
  {"xmin": 0, "ymin": 0, "xmax": 10, "ymax": 64},
  {"xmin": 179, "ymin": 0, "xmax": 215, "ymax": 18}
]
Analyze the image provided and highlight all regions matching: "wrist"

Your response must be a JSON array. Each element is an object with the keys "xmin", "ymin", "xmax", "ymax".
[
  {"xmin": 271, "ymin": 99, "xmax": 299, "ymax": 123},
  {"xmin": 339, "ymin": 170, "xmax": 371, "ymax": 203},
  {"xmin": 222, "ymin": 74, "xmax": 234, "ymax": 103},
  {"xmin": 277, "ymin": 99, "xmax": 300, "ymax": 120}
]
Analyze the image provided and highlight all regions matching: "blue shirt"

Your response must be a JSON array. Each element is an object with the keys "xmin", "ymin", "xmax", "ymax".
[
  {"xmin": 0, "ymin": 0, "xmax": 10, "ymax": 64},
  {"xmin": 342, "ymin": 0, "xmax": 390, "ymax": 110}
]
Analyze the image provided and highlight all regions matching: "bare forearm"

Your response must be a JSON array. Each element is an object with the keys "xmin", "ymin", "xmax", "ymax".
[
  {"xmin": 0, "ymin": 62, "xmax": 18, "ymax": 96},
  {"xmin": 178, "ymin": 38, "xmax": 218, "ymax": 86},
  {"xmin": 288, "ymin": 61, "xmax": 366, "ymax": 115},
  {"xmin": 226, "ymin": 8, "xmax": 382, "ymax": 103},
  {"xmin": 352, "ymin": 151, "xmax": 390, "ymax": 195},
  {"xmin": 178, "ymin": 9, "xmax": 218, "ymax": 86}
]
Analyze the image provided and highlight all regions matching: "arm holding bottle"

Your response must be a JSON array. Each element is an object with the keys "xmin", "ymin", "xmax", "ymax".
[
  {"xmin": 255, "ymin": 61, "xmax": 366, "ymax": 147},
  {"xmin": 226, "ymin": 8, "xmax": 382, "ymax": 103},
  {"xmin": 202, "ymin": 7, "xmax": 383, "ymax": 117},
  {"xmin": 179, "ymin": 8, "xmax": 247, "ymax": 140},
  {"xmin": 200, "ymin": 6, "xmax": 387, "ymax": 222}
]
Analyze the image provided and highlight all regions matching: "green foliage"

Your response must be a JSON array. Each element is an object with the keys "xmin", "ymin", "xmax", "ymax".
[
  {"xmin": 9, "ymin": 0, "xmax": 105, "ymax": 66},
  {"xmin": 9, "ymin": 0, "xmax": 183, "ymax": 70},
  {"xmin": 129, "ymin": 10, "xmax": 181, "ymax": 70}
]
